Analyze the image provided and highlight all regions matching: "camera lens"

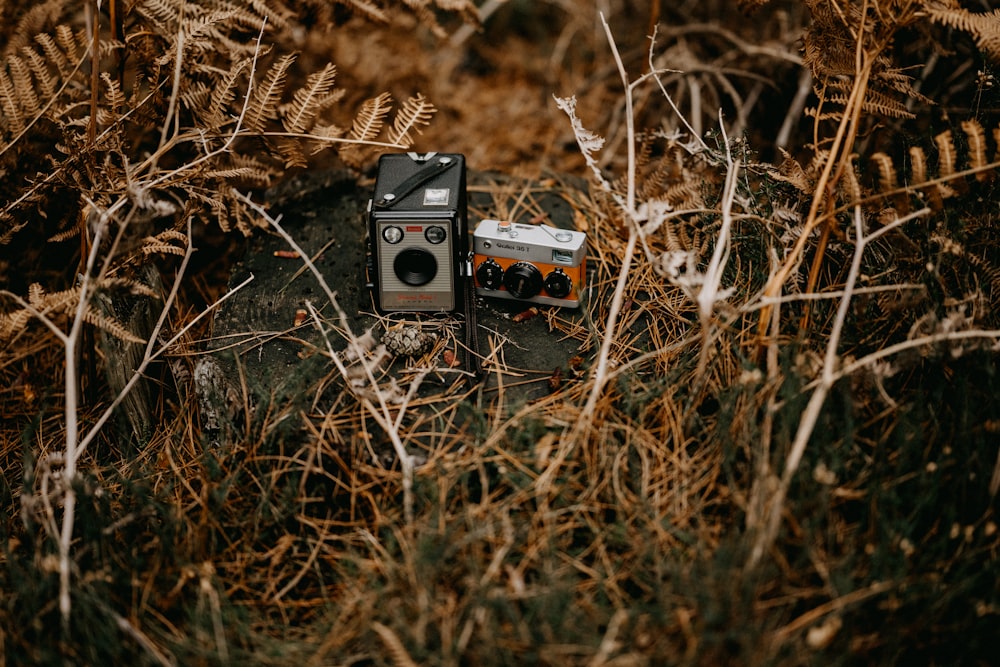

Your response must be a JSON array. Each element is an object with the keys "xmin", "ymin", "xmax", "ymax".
[
  {"xmin": 394, "ymin": 248, "xmax": 438, "ymax": 286},
  {"xmin": 503, "ymin": 262, "xmax": 543, "ymax": 299}
]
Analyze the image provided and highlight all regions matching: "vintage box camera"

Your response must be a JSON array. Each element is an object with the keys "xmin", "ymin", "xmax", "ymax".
[
  {"xmin": 367, "ymin": 152, "xmax": 467, "ymax": 312},
  {"xmin": 472, "ymin": 219, "xmax": 587, "ymax": 308}
]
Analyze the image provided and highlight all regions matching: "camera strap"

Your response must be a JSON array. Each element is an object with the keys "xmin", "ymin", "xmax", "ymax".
[
  {"xmin": 461, "ymin": 256, "xmax": 482, "ymax": 384},
  {"xmin": 373, "ymin": 156, "xmax": 458, "ymax": 209}
]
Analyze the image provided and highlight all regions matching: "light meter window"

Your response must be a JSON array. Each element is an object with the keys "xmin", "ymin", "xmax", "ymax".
[
  {"xmin": 425, "ymin": 225, "xmax": 447, "ymax": 244},
  {"xmin": 382, "ymin": 226, "xmax": 403, "ymax": 244},
  {"xmin": 552, "ymin": 249, "xmax": 574, "ymax": 264}
]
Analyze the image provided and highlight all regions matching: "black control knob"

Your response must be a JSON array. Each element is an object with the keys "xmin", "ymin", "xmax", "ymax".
[
  {"xmin": 476, "ymin": 258, "xmax": 504, "ymax": 290},
  {"xmin": 544, "ymin": 268, "xmax": 573, "ymax": 299},
  {"xmin": 503, "ymin": 262, "xmax": 543, "ymax": 299}
]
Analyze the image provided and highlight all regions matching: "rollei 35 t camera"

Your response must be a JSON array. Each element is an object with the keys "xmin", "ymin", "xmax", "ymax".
[
  {"xmin": 367, "ymin": 152, "xmax": 468, "ymax": 312},
  {"xmin": 473, "ymin": 219, "xmax": 587, "ymax": 308}
]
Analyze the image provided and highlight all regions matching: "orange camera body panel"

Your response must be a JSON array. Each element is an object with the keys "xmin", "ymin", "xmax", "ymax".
[{"xmin": 472, "ymin": 219, "xmax": 586, "ymax": 308}]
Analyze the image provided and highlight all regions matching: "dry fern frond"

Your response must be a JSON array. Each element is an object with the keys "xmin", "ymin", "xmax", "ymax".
[
  {"xmin": 965, "ymin": 251, "xmax": 1000, "ymax": 297},
  {"xmin": 842, "ymin": 156, "xmax": 863, "ymax": 204},
  {"xmin": 961, "ymin": 119, "xmax": 991, "ymax": 181},
  {"xmin": 401, "ymin": 0, "xmax": 451, "ymax": 38},
  {"xmin": 7, "ymin": 54, "xmax": 41, "ymax": 122},
  {"xmin": 101, "ymin": 72, "xmax": 126, "ymax": 114},
  {"xmin": 140, "ymin": 242, "xmax": 186, "ymax": 257},
  {"xmin": 307, "ymin": 122, "xmax": 347, "ymax": 155},
  {"xmin": 180, "ymin": 81, "xmax": 212, "ymax": 113},
  {"xmin": 870, "ymin": 152, "xmax": 898, "ymax": 193},
  {"xmin": 2, "ymin": 0, "xmax": 69, "ymax": 56},
  {"xmin": 47, "ymin": 226, "xmax": 80, "ymax": 243},
  {"xmin": 98, "ymin": 276, "xmax": 161, "ymax": 300},
  {"xmin": 799, "ymin": 0, "xmax": 936, "ymax": 125},
  {"xmin": 82, "ymin": 306, "xmax": 147, "ymax": 345},
  {"xmin": 907, "ymin": 144, "xmax": 950, "ymax": 210},
  {"xmin": 53, "ymin": 24, "xmax": 85, "ymax": 66},
  {"xmin": 204, "ymin": 153, "xmax": 275, "ymax": 187},
  {"xmin": 0, "ymin": 283, "xmax": 145, "ymax": 344},
  {"xmin": 935, "ymin": 129, "xmax": 957, "ymax": 179},
  {"xmin": 925, "ymin": 5, "xmax": 1000, "ymax": 62},
  {"xmin": 0, "ymin": 22, "xmax": 88, "ymax": 139},
  {"xmin": 664, "ymin": 181, "xmax": 704, "ymax": 209},
  {"xmin": 140, "ymin": 229, "xmax": 188, "ymax": 257},
  {"xmin": 34, "ymin": 27, "xmax": 84, "ymax": 80},
  {"xmin": 337, "ymin": 91, "xmax": 394, "ymax": 168},
  {"xmin": 244, "ymin": 53, "xmax": 296, "ymax": 133},
  {"xmin": 860, "ymin": 88, "xmax": 920, "ymax": 119},
  {"xmin": 347, "ymin": 92, "xmax": 394, "ymax": 145},
  {"xmin": 281, "ymin": 62, "xmax": 338, "ymax": 134},
  {"xmin": 0, "ymin": 66, "xmax": 27, "ymax": 135},
  {"xmin": 371, "ymin": 622, "xmax": 419, "ymax": 667},
  {"xmin": 20, "ymin": 45, "xmax": 59, "ymax": 101},
  {"xmin": 206, "ymin": 57, "xmax": 252, "ymax": 131},
  {"xmin": 823, "ymin": 89, "xmax": 917, "ymax": 120},
  {"xmin": 909, "ymin": 145, "xmax": 928, "ymax": 185},
  {"xmin": 769, "ymin": 147, "xmax": 814, "ymax": 195},
  {"xmin": 387, "ymin": 93, "xmax": 435, "ymax": 147},
  {"xmin": 332, "ymin": 0, "xmax": 390, "ymax": 23}
]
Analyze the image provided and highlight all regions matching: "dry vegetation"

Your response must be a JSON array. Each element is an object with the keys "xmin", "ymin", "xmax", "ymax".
[{"xmin": 2, "ymin": 0, "xmax": 1000, "ymax": 664}]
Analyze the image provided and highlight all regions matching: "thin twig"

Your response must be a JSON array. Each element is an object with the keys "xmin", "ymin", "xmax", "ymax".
[
  {"xmin": 538, "ymin": 13, "xmax": 639, "ymax": 493},
  {"xmin": 749, "ymin": 205, "xmax": 931, "ymax": 567},
  {"xmin": 241, "ymin": 187, "xmax": 418, "ymax": 525},
  {"xmin": 695, "ymin": 109, "xmax": 740, "ymax": 377}
]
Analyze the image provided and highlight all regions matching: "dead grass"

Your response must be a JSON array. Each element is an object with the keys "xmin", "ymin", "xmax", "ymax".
[{"xmin": 3, "ymin": 1, "xmax": 1000, "ymax": 665}]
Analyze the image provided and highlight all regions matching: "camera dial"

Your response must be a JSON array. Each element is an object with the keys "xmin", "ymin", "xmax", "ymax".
[
  {"xmin": 503, "ymin": 262, "xmax": 543, "ymax": 299},
  {"xmin": 475, "ymin": 258, "xmax": 504, "ymax": 290},
  {"xmin": 544, "ymin": 268, "xmax": 573, "ymax": 299}
]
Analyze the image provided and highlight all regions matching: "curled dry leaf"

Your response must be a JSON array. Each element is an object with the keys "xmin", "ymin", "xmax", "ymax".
[
  {"xmin": 548, "ymin": 366, "xmax": 563, "ymax": 393},
  {"xmin": 512, "ymin": 306, "xmax": 539, "ymax": 323}
]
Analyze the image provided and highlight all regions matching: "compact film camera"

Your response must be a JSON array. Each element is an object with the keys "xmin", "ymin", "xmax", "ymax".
[
  {"xmin": 472, "ymin": 219, "xmax": 587, "ymax": 308},
  {"xmin": 367, "ymin": 152, "xmax": 468, "ymax": 313}
]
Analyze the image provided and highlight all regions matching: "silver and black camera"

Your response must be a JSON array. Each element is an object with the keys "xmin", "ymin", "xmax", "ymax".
[
  {"xmin": 472, "ymin": 219, "xmax": 587, "ymax": 308},
  {"xmin": 367, "ymin": 152, "xmax": 467, "ymax": 312}
]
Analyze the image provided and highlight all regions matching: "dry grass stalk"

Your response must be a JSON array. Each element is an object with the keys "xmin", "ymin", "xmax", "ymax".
[
  {"xmin": 3, "ymin": 2, "xmax": 1000, "ymax": 664},
  {"xmin": 235, "ymin": 188, "xmax": 422, "ymax": 524},
  {"xmin": 749, "ymin": 204, "xmax": 931, "ymax": 566}
]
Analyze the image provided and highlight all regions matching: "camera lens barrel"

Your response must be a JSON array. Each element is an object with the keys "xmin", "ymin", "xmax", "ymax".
[
  {"xmin": 502, "ymin": 262, "xmax": 543, "ymax": 299},
  {"xmin": 394, "ymin": 248, "xmax": 438, "ymax": 286}
]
